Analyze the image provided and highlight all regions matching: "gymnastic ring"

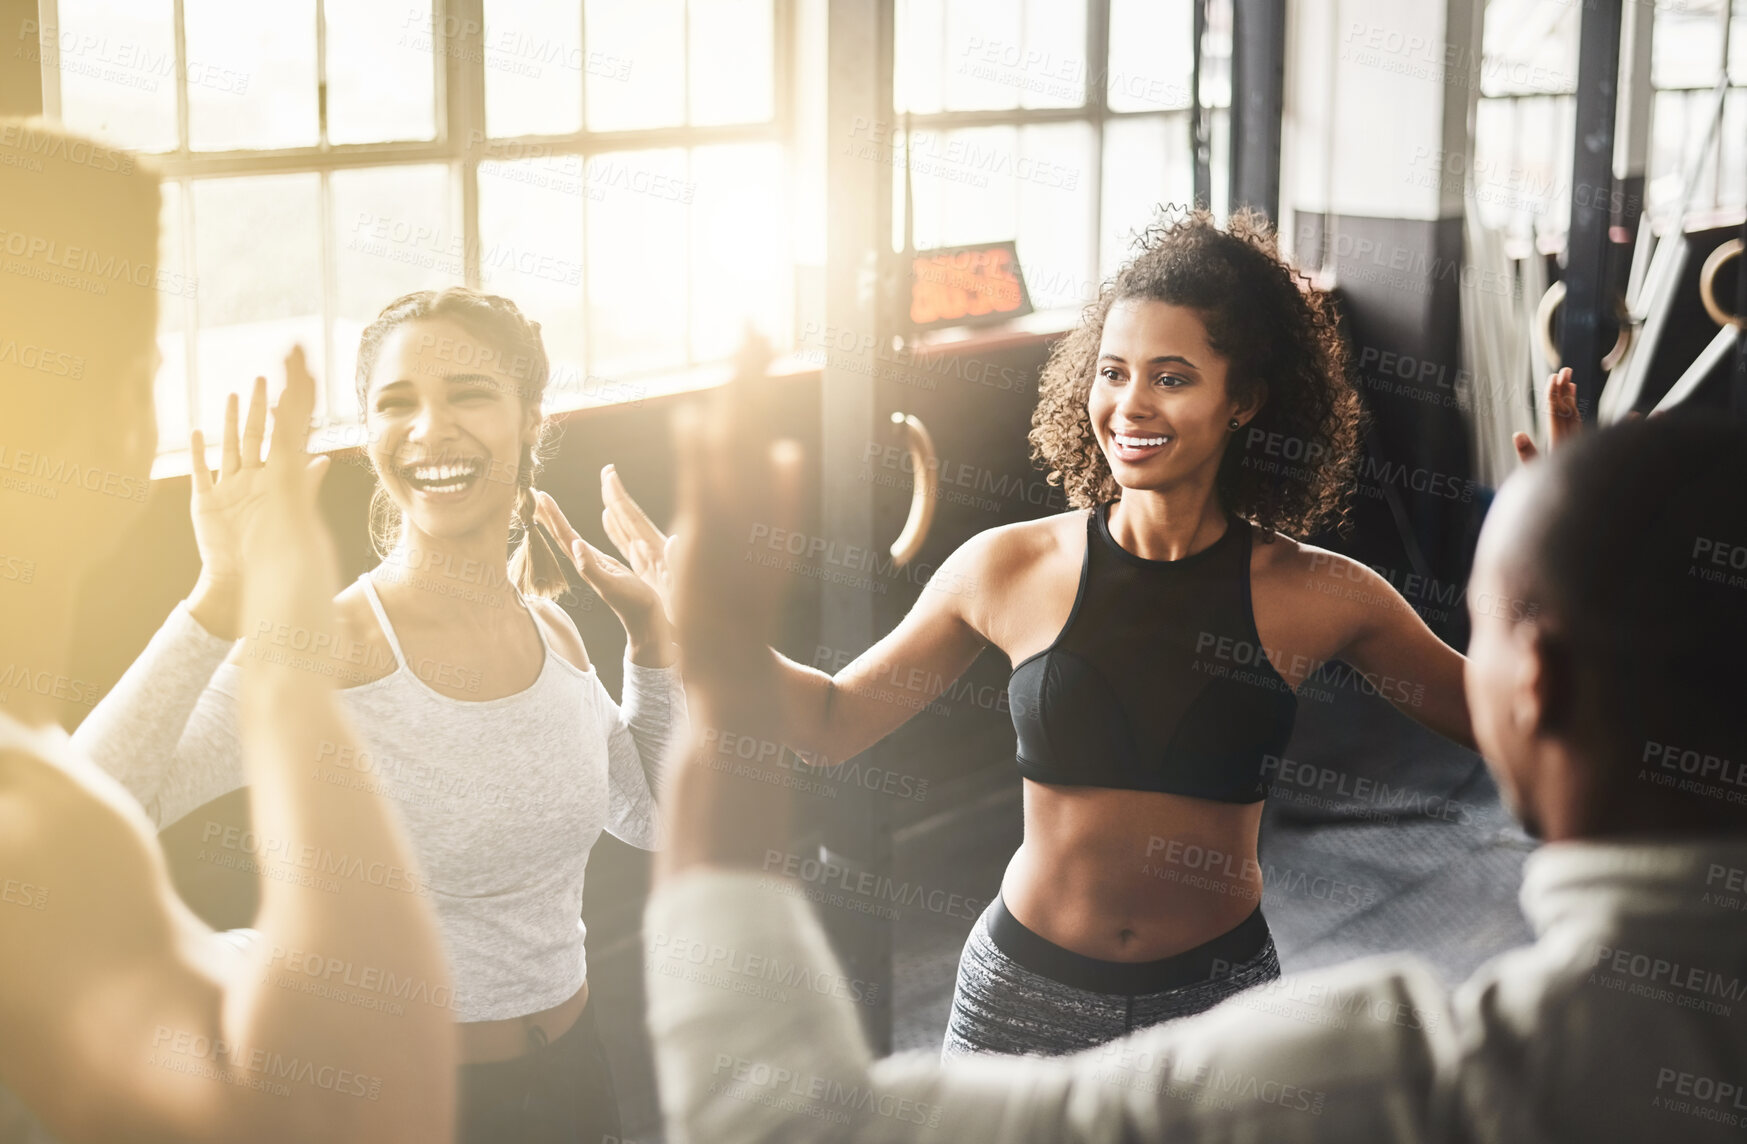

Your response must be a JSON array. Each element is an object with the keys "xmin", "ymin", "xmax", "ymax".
[
  {"xmin": 1536, "ymin": 280, "xmax": 1634, "ymax": 370},
  {"xmin": 1698, "ymin": 239, "xmax": 1745, "ymax": 330},
  {"xmin": 888, "ymin": 412, "xmax": 938, "ymax": 568}
]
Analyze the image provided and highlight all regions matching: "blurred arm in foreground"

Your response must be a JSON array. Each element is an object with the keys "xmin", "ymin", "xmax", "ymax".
[{"xmin": 0, "ymin": 122, "xmax": 454, "ymax": 1144}]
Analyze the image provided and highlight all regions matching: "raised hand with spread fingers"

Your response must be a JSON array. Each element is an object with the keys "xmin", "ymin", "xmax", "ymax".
[
  {"xmin": 232, "ymin": 346, "xmax": 341, "ymax": 654},
  {"xmin": 185, "ymin": 362, "xmax": 331, "ymax": 640},
  {"xmin": 534, "ymin": 488, "xmax": 677, "ymax": 666},
  {"xmin": 1513, "ymin": 367, "xmax": 1582, "ymax": 465},
  {"xmin": 599, "ymin": 462, "xmax": 678, "ymax": 621}
]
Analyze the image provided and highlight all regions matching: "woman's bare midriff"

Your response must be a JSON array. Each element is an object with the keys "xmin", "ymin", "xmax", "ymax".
[
  {"xmin": 1000, "ymin": 782, "xmax": 1266, "ymax": 962},
  {"xmin": 459, "ymin": 981, "xmax": 590, "ymax": 1064}
]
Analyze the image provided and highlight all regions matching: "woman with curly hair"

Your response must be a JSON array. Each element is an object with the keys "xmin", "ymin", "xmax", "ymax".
[{"xmin": 589, "ymin": 209, "xmax": 1474, "ymax": 1058}]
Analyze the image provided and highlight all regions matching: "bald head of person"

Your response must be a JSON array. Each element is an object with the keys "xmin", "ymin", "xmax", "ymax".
[
  {"xmin": 1466, "ymin": 416, "xmax": 1747, "ymax": 841},
  {"xmin": 0, "ymin": 119, "xmax": 160, "ymax": 585}
]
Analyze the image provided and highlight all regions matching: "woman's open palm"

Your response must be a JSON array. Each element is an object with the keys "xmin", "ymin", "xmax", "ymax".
[
  {"xmin": 1513, "ymin": 367, "xmax": 1582, "ymax": 464},
  {"xmin": 599, "ymin": 464, "xmax": 678, "ymax": 626},
  {"xmin": 233, "ymin": 348, "xmax": 338, "ymax": 613},
  {"xmin": 534, "ymin": 490, "xmax": 670, "ymax": 648},
  {"xmin": 189, "ymin": 374, "xmax": 274, "ymax": 587},
  {"xmin": 1514, "ymin": 366, "xmax": 1650, "ymax": 465}
]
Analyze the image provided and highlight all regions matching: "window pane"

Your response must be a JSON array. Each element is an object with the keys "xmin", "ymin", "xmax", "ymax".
[
  {"xmin": 156, "ymin": 181, "xmax": 191, "ymax": 450},
  {"xmin": 1471, "ymin": 96, "xmax": 1519, "ymax": 234},
  {"xmin": 795, "ymin": 0, "xmax": 829, "ymax": 266},
  {"xmin": 935, "ymin": 0, "xmax": 1087, "ymax": 112},
  {"xmin": 943, "ymin": 0, "xmax": 1022, "ymax": 111},
  {"xmin": 1651, "ymin": 1, "xmax": 1726, "ymax": 90},
  {"xmin": 1668, "ymin": 87, "xmax": 1725, "ymax": 213},
  {"xmin": 690, "ymin": 143, "xmax": 789, "ymax": 361},
  {"xmin": 1020, "ymin": 0, "xmax": 1086, "ymax": 110},
  {"xmin": 1513, "ymin": 94, "xmax": 1571, "ymax": 237},
  {"xmin": 484, "ymin": 0, "xmax": 583, "ymax": 137},
  {"xmin": 1107, "ymin": 0, "xmax": 1192, "ymax": 112},
  {"xmin": 192, "ymin": 174, "xmax": 323, "ymax": 433},
  {"xmin": 586, "ymin": 0, "xmax": 684, "ymax": 130},
  {"xmin": 326, "ymin": 0, "xmax": 438, "ymax": 144},
  {"xmin": 157, "ymin": 182, "xmax": 191, "ymax": 338},
  {"xmin": 1735, "ymin": 0, "xmax": 1747, "ymax": 84},
  {"xmin": 332, "ymin": 165, "xmax": 462, "ymax": 418},
  {"xmin": 586, "ymin": 149, "xmax": 688, "ymax": 375},
  {"xmin": 50, "ymin": 0, "xmax": 178, "ymax": 152},
  {"xmin": 477, "ymin": 159, "xmax": 586, "ymax": 397},
  {"xmin": 1016, "ymin": 123, "xmax": 1095, "ymax": 310},
  {"xmin": 1208, "ymin": 105, "xmax": 1230, "ymax": 220},
  {"xmin": 1721, "ymin": 89, "xmax": 1747, "ymax": 214},
  {"xmin": 1480, "ymin": 0, "xmax": 1577, "ymax": 97},
  {"xmin": 897, "ymin": 122, "xmax": 1092, "ymax": 307},
  {"xmin": 1199, "ymin": 0, "xmax": 1232, "ymax": 109},
  {"xmin": 1646, "ymin": 91, "xmax": 1694, "ymax": 230},
  {"xmin": 895, "ymin": 0, "xmax": 946, "ymax": 114},
  {"xmin": 689, "ymin": 0, "xmax": 775, "ymax": 125},
  {"xmin": 184, "ymin": 0, "xmax": 318, "ymax": 151},
  {"xmin": 902, "ymin": 126, "xmax": 1021, "ymax": 250},
  {"xmin": 1101, "ymin": 115, "xmax": 1192, "ymax": 277}
]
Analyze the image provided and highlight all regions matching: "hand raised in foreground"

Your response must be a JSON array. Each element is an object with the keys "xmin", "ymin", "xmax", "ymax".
[
  {"xmin": 668, "ymin": 336, "xmax": 803, "ymax": 687},
  {"xmin": 233, "ymin": 346, "xmax": 341, "ymax": 678},
  {"xmin": 186, "ymin": 375, "xmax": 278, "ymax": 637},
  {"xmin": 657, "ymin": 334, "xmax": 805, "ymax": 875},
  {"xmin": 1513, "ymin": 367, "xmax": 1582, "ymax": 464}
]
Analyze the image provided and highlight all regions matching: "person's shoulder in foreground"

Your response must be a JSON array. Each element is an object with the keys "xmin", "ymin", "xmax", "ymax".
[
  {"xmin": 0, "ymin": 118, "xmax": 455, "ymax": 1144},
  {"xmin": 644, "ymin": 401, "xmax": 1747, "ymax": 1144}
]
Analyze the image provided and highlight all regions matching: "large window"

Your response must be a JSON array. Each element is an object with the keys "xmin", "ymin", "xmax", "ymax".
[
  {"xmin": 35, "ymin": 0, "xmax": 793, "ymax": 459},
  {"xmin": 892, "ymin": 0, "xmax": 1232, "ymax": 316},
  {"xmin": 36, "ymin": 0, "xmax": 1231, "ymax": 457},
  {"xmin": 1643, "ymin": 0, "xmax": 1747, "ymax": 227},
  {"xmin": 1474, "ymin": 0, "xmax": 1746, "ymax": 248}
]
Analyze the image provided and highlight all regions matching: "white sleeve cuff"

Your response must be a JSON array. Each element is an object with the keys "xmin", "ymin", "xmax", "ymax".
[
  {"xmin": 170, "ymin": 598, "xmax": 240, "ymax": 658},
  {"xmin": 623, "ymin": 649, "xmax": 683, "ymax": 686}
]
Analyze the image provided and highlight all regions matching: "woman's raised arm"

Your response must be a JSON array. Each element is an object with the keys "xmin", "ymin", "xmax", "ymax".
[
  {"xmin": 596, "ymin": 463, "xmax": 993, "ymax": 767},
  {"xmin": 72, "ymin": 377, "xmax": 277, "ymax": 823}
]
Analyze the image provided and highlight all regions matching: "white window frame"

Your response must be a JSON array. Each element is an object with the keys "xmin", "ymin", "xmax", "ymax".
[
  {"xmin": 892, "ymin": 0, "xmax": 1233, "ymax": 333},
  {"xmin": 35, "ymin": 0, "xmax": 797, "ymax": 457}
]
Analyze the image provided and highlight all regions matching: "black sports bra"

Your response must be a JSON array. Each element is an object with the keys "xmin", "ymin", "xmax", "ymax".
[{"xmin": 1007, "ymin": 502, "xmax": 1298, "ymax": 802}]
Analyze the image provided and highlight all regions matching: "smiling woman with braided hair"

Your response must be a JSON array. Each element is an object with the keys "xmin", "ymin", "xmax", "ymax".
[{"xmin": 74, "ymin": 286, "xmax": 686, "ymax": 1142}]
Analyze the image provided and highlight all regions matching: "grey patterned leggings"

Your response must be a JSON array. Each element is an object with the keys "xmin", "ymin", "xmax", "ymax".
[{"xmin": 942, "ymin": 895, "xmax": 1281, "ymax": 1058}]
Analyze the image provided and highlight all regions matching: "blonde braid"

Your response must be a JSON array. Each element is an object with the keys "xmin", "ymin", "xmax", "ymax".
[{"xmin": 508, "ymin": 441, "xmax": 570, "ymax": 600}]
